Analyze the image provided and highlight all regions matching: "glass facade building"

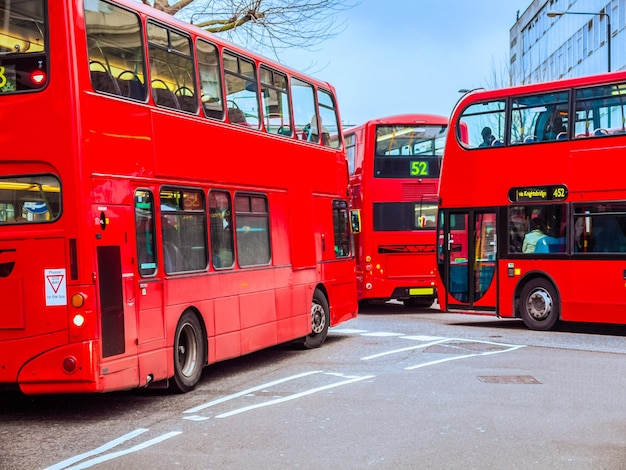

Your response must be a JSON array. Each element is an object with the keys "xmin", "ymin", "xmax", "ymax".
[{"xmin": 510, "ymin": 0, "xmax": 626, "ymax": 85}]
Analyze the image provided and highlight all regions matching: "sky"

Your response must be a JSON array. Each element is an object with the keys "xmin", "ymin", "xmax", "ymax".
[{"xmin": 277, "ymin": 0, "xmax": 532, "ymax": 127}]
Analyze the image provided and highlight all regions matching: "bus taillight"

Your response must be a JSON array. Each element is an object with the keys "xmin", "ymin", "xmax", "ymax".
[
  {"xmin": 31, "ymin": 70, "xmax": 47, "ymax": 86},
  {"xmin": 63, "ymin": 356, "xmax": 77, "ymax": 373}
]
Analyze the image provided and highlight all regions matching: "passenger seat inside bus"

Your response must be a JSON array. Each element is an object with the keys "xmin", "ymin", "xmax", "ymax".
[
  {"xmin": 152, "ymin": 86, "xmax": 181, "ymax": 110},
  {"xmin": 90, "ymin": 71, "xmax": 121, "ymax": 95},
  {"xmin": 534, "ymin": 236, "xmax": 565, "ymax": 253},
  {"xmin": 228, "ymin": 107, "xmax": 249, "ymax": 126},
  {"xmin": 163, "ymin": 242, "xmax": 184, "ymax": 273}
]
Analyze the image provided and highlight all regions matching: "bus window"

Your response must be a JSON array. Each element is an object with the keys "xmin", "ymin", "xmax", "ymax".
[
  {"xmin": 135, "ymin": 190, "xmax": 157, "ymax": 277},
  {"xmin": 508, "ymin": 204, "xmax": 566, "ymax": 254},
  {"xmin": 235, "ymin": 193, "xmax": 270, "ymax": 267},
  {"xmin": 318, "ymin": 89, "xmax": 341, "ymax": 148},
  {"xmin": 0, "ymin": 174, "xmax": 60, "ymax": 223},
  {"xmin": 458, "ymin": 101, "xmax": 505, "ymax": 148},
  {"xmin": 209, "ymin": 190, "xmax": 234, "ymax": 269},
  {"xmin": 574, "ymin": 203, "xmax": 626, "ymax": 253},
  {"xmin": 291, "ymin": 78, "xmax": 318, "ymax": 143},
  {"xmin": 373, "ymin": 201, "xmax": 436, "ymax": 231},
  {"xmin": 160, "ymin": 188, "xmax": 207, "ymax": 273},
  {"xmin": 148, "ymin": 22, "xmax": 197, "ymax": 113},
  {"xmin": 260, "ymin": 66, "xmax": 291, "ymax": 136},
  {"xmin": 223, "ymin": 52, "xmax": 260, "ymax": 128},
  {"xmin": 197, "ymin": 39, "xmax": 224, "ymax": 120},
  {"xmin": 374, "ymin": 124, "xmax": 445, "ymax": 178},
  {"xmin": 510, "ymin": 91, "xmax": 569, "ymax": 143},
  {"xmin": 85, "ymin": 1, "xmax": 146, "ymax": 100},
  {"xmin": 333, "ymin": 200, "xmax": 351, "ymax": 257},
  {"xmin": 345, "ymin": 133, "xmax": 356, "ymax": 175},
  {"xmin": 0, "ymin": 0, "xmax": 47, "ymax": 93},
  {"xmin": 574, "ymin": 83, "xmax": 626, "ymax": 138}
]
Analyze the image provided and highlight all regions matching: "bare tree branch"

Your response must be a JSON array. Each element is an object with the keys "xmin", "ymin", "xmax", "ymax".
[{"xmin": 140, "ymin": 0, "xmax": 359, "ymax": 58}]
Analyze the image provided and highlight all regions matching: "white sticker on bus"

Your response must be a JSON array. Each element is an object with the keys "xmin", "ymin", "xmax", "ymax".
[{"xmin": 45, "ymin": 268, "xmax": 67, "ymax": 306}]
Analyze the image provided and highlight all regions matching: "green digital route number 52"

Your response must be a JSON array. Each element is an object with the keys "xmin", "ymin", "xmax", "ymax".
[{"xmin": 410, "ymin": 160, "xmax": 429, "ymax": 176}]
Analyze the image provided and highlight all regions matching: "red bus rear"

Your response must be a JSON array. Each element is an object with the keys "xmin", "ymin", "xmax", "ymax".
[
  {"xmin": 0, "ymin": 0, "xmax": 356, "ymax": 394},
  {"xmin": 345, "ymin": 114, "xmax": 448, "ymax": 308}
]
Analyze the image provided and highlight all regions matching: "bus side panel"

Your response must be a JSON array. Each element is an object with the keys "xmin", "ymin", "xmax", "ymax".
[{"xmin": 507, "ymin": 259, "xmax": 626, "ymax": 324}]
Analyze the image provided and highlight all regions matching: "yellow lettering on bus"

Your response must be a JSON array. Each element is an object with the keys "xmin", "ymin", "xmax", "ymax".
[{"xmin": 0, "ymin": 66, "xmax": 6, "ymax": 89}]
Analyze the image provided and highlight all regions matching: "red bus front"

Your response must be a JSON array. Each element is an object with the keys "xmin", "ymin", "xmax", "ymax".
[{"xmin": 347, "ymin": 115, "xmax": 447, "ymax": 308}]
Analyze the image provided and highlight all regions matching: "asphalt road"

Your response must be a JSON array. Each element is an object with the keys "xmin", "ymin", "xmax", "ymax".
[{"xmin": 3, "ymin": 302, "xmax": 626, "ymax": 469}]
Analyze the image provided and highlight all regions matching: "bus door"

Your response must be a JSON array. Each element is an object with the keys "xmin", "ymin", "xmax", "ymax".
[
  {"xmin": 133, "ymin": 189, "xmax": 167, "ymax": 384},
  {"xmin": 92, "ymin": 202, "xmax": 139, "ymax": 382},
  {"xmin": 439, "ymin": 210, "xmax": 497, "ymax": 312}
]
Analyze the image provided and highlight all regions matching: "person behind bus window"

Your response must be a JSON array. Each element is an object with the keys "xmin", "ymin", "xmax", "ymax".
[
  {"xmin": 545, "ymin": 115, "xmax": 566, "ymax": 141},
  {"xmin": 522, "ymin": 218, "xmax": 546, "ymax": 253},
  {"xmin": 479, "ymin": 127, "xmax": 495, "ymax": 147}
]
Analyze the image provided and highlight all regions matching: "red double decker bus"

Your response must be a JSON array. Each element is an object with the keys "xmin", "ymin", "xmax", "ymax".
[
  {"xmin": 345, "ymin": 114, "xmax": 448, "ymax": 308},
  {"xmin": 0, "ymin": 0, "xmax": 357, "ymax": 395},
  {"xmin": 437, "ymin": 70, "xmax": 626, "ymax": 330}
]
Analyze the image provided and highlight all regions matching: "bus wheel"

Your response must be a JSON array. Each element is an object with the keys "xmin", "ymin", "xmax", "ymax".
[
  {"xmin": 303, "ymin": 289, "xmax": 330, "ymax": 349},
  {"xmin": 519, "ymin": 278, "xmax": 560, "ymax": 331},
  {"xmin": 170, "ymin": 311, "xmax": 205, "ymax": 393}
]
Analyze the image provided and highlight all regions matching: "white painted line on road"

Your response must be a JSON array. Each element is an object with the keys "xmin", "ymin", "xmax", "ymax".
[
  {"xmin": 361, "ymin": 332, "xmax": 405, "ymax": 337},
  {"xmin": 401, "ymin": 335, "xmax": 446, "ymax": 341},
  {"xmin": 61, "ymin": 431, "xmax": 182, "ymax": 470},
  {"xmin": 183, "ymin": 370, "xmax": 323, "ymax": 415},
  {"xmin": 215, "ymin": 373, "xmax": 375, "ymax": 418},
  {"xmin": 361, "ymin": 338, "xmax": 451, "ymax": 361},
  {"xmin": 43, "ymin": 428, "xmax": 149, "ymax": 470},
  {"xmin": 405, "ymin": 343, "xmax": 526, "ymax": 370},
  {"xmin": 330, "ymin": 328, "xmax": 369, "ymax": 334}
]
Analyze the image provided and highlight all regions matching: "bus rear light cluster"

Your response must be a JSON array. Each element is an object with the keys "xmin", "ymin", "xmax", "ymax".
[
  {"xmin": 63, "ymin": 356, "xmax": 77, "ymax": 373},
  {"xmin": 365, "ymin": 264, "xmax": 373, "ymax": 272},
  {"xmin": 31, "ymin": 70, "xmax": 46, "ymax": 86},
  {"xmin": 365, "ymin": 283, "xmax": 373, "ymax": 290},
  {"xmin": 72, "ymin": 314, "xmax": 85, "ymax": 327},
  {"xmin": 71, "ymin": 293, "xmax": 85, "ymax": 308}
]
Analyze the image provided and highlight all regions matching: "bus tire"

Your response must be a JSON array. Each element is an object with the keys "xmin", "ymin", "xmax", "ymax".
[
  {"xmin": 519, "ymin": 278, "xmax": 560, "ymax": 331},
  {"xmin": 302, "ymin": 289, "xmax": 330, "ymax": 349},
  {"xmin": 170, "ymin": 311, "xmax": 205, "ymax": 393}
]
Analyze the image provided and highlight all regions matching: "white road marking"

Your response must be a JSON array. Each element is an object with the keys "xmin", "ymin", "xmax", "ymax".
[
  {"xmin": 214, "ymin": 373, "xmax": 375, "ymax": 419},
  {"xmin": 406, "ymin": 342, "xmax": 526, "ymax": 370},
  {"xmin": 361, "ymin": 338, "xmax": 452, "ymax": 360},
  {"xmin": 183, "ymin": 370, "xmax": 322, "ymax": 415},
  {"xmin": 330, "ymin": 328, "xmax": 369, "ymax": 334},
  {"xmin": 62, "ymin": 432, "xmax": 182, "ymax": 470},
  {"xmin": 360, "ymin": 332, "xmax": 405, "ymax": 337},
  {"xmin": 401, "ymin": 335, "xmax": 446, "ymax": 341},
  {"xmin": 42, "ymin": 428, "xmax": 173, "ymax": 470}
]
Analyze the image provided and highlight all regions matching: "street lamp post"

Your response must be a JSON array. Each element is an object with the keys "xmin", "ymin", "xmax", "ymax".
[{"xmin": 547, "ymin": 10, "xmax": 611, "ymax": 72}]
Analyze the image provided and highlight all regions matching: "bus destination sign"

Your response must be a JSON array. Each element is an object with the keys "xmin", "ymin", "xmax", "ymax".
[
  {"xmin": 409, "ymin": 160, "xmax": 429, "ymax": 177},
  {"xmin": 508, "ymin": 184, "xmax": 568, "ymax": 203}
]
